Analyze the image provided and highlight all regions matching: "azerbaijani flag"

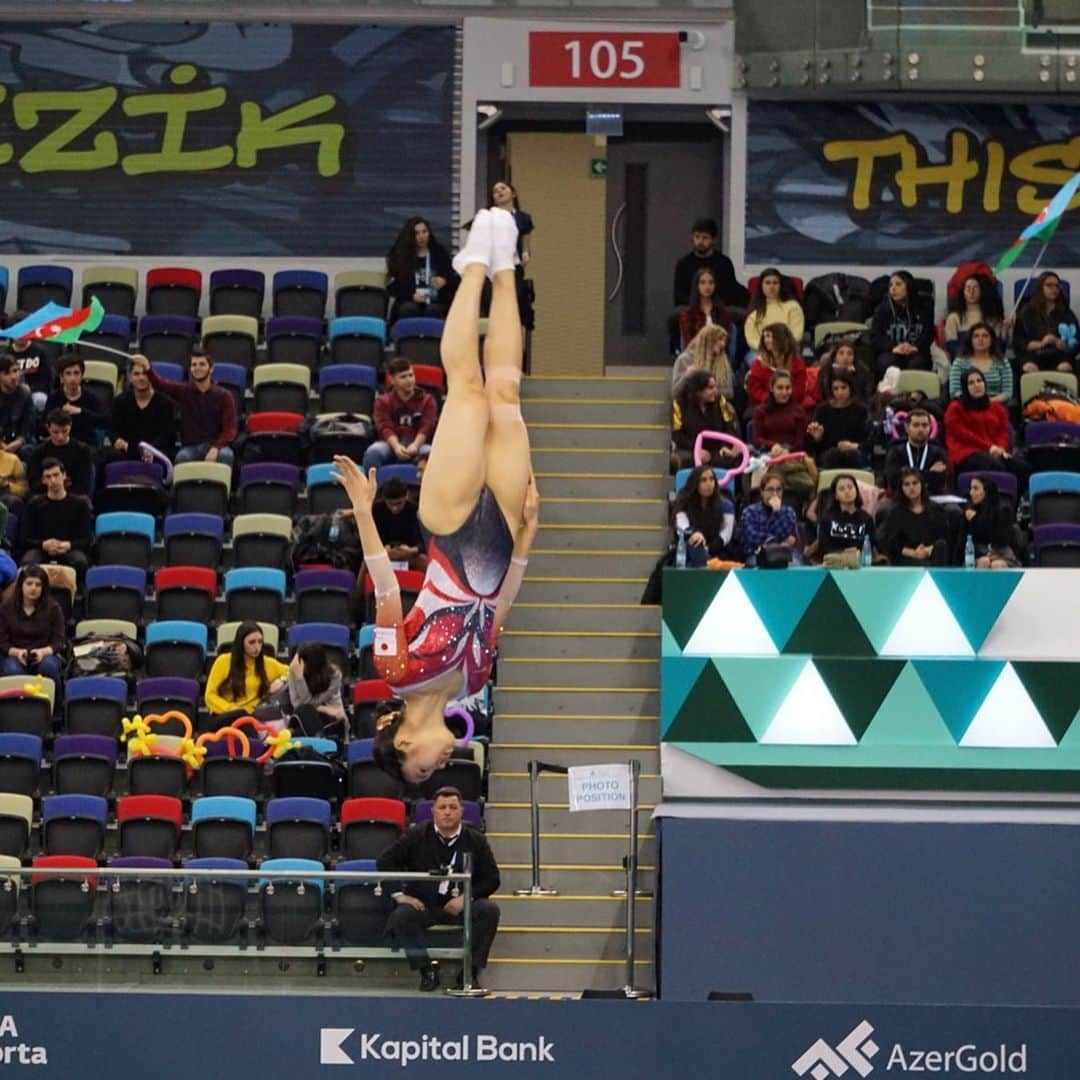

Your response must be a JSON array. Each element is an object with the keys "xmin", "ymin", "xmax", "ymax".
[
  {"xmin": 0, "ymin": 296, "xmax": 105, "ymax": 344},
  {"xmin": 995, "ymin": 171, "xmax": 1080, "ymax": 274}
]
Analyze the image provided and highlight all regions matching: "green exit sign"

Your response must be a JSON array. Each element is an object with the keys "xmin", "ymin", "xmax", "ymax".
[{"xmin": 590, "ymin": 157, "xmax": 607, "ymax": 178}]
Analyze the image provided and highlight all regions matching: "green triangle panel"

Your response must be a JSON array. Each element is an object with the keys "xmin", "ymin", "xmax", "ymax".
[
  {"xmin": 912, "ymin": 659, "xmax": 1005, "ymax": 744},
  {"xmin": 783, "ymin": 573, "xmax": 875, "ymax": 657},
  {"xmin": 860, "ymin": 663, "xmax": 956, "ymax": 747},
  {"xmin": 736, "ymin": 570, "xmax": 826, "ymax": 650},
  {"xmin": 660, "ymin": 655, "xmax": 707, "ymax": 737},
  {"xmin": 713, "ymin": 656, "xmax": 808, "ymax": 741},
  {"xmin": 832, "ymin": 569, "xmax": 924, "ymax": 654},
  {"xmin": 661, "ymin": 621, "xmax": 681, "ymax": 658},
  {"xmin": 664, "ymin": 660, "xmax": 757, "ymax": 744},
  {"xmin": 815, "ymin": 658, "xmax": 907, "ymax": 741},
  {"xmin": 930, "ymin": 571, "xmax": 1022, "ymax": 653},
  {"xmin": 662, "ymin": 570, "xmax": 725, "ymax": 650},
  {"xmin": 1012, "ymin": 662, "xmax": 1080, "ymax": 744}
]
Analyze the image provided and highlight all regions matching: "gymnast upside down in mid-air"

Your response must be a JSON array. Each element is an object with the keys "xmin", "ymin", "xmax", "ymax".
[{"xmin": 333, "ymin": 207, "xmax": 539, "ymax": 783}]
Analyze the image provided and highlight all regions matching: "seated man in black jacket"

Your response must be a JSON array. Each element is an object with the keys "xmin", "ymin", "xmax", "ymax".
[
  {"xmin": 377, "ymin": 786, "xmax": 500, "ymax": 992},
  {"xmin": 27, "ymin": 409, "xmax": 93, "ymax": 496},
  {"xmin": 19, "ymin": 457, "xmax": 92, "ymax": 581},
  {"xmin": 883, "ymin": 408, "xmax": 949, "ymax": 497},
  {"xmin": 44, "ymin": 355, "xmax": 109, "ymax": 447}
]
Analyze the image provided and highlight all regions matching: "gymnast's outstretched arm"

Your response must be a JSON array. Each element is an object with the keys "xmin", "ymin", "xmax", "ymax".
[{"xmin": 332, "ymin": 455, "xmax": 403, "ymax": 627}]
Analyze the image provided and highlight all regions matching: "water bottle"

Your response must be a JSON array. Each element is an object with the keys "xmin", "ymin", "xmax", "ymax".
[
  {"xmin": 675, "ymin": 530, "xmax": 687, "ymax": 569},
  {"xmin": 328, "ymin": 511, "xmax": 341, "ymax": 542},
  {"xmin": 860, "ymin": 533, "xmax": 872, "ymax": 568},
  {"xmin": 964, "ymin": 534, "xmax": 975, "ymax": 569}
]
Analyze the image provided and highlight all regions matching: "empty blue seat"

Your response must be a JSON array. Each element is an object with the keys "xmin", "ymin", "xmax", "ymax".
[
  {"xmin": 391, "ymin": 317, "xmax": 444, "ymax": 342},
  {"xmin": 287, "ymin": 622, "xmax": 350, "ymax": 656},
  {"xmin": 347, "ymin": 738, "xmax": 375, "ymax": 764},
  {"xmin": 163, "ymin": 512, "xmax": 224, "ymax": 542},
  {"xmin": 317, "ymin": 364, "xmax": 377, "ymax": 390},
  {"xmin": 95, "ymin": 512, "xmax": 156, "ymax": 545},
  {"xmin": 328, "ymin": 316, "xmax": 387, "ymax": 344},
  {"xmin": 292, "ymin": 737, "xmax": 338, "ymax": 757},
  {"xmin": 305, "ymin": 462, "xmax": 338, "ymax": 491},
  {"xmin": 18, "ymin": 264, "xmax": 73, "ymax": 308},
  {"xmin": 66, "ymin": 677, "xmax": 127, "ymax": 708},
  {"xmin": 375, "ymin": 464, "xmax": 419, "ymax": 489},
  {"xmin": 273, "ymin": 270, "xmax": 328, "ymax": 320},
  {"xmin": 191, "ymin": 796, "xmax": 257, "ymax": 832},
  {"xmin": 144, "ymin": 622, "xmax": 208, "ymax": 679},
  {"xmin": 259, "ymin": 857, "xmax": 325, "ymax": 894},
  {"xmin": 145, "ymin": 620, "xmax": 207, "ymax": 651},
  {"xmin": 191, "ymin": 796, "xmax": 257, "ymax": 861},
  {"xmin": 84, "ymin": 566, "xmax": 147, "ymax": 623},
  {"xmin": 42, "ymin": 794, "xmax": 109, "ymax": 828},
  {"xmin": 224, "ymin": 567, "xmax": 286, "ymax": 598},
  {"xmin": 214, "ymin": 362, "xmax": 247, "ymax": 394},
  {"xmin": 152, "ymin": 361, "xmax": 184, "ymax": 383}
]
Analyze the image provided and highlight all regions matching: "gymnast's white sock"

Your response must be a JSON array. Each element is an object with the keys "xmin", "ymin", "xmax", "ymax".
[
  {"xmin": 489, "ymin": 207, "xmax": 519, "ymax": 278},
  {"xmin": 452, "ymin": 208, "xmax": 493, "ymax": 277}
]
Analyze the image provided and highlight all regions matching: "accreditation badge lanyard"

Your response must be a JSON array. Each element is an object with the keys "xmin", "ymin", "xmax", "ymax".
[
  {"xmin": 438, "ymin": 837, "xmax": 460, "ymax": 898},
  {"xmin": 906, "ymin": 442, "xmax": 928, "ymax": 472}
]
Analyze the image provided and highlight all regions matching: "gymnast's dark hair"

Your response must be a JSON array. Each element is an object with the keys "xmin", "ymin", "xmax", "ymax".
[{"xmin": 372, "ymin": 700, "xmax": 407, "ymax": 781}]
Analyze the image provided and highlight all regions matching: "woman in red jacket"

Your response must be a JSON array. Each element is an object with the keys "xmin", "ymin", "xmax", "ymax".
[
  {"xmin": 678, "ymin": 268, "xmax": 733, "ymax": 348},
  {"xmin": 752, "ymin": 370, "xmax": 807, "ymax": 454},
  {"xmin": 746, "ymin": 324, "xmax": 807, "ymax": 407},
  {"xmin": 943, "ymin": 369, "xmax": 1021, "ymax": 480}
]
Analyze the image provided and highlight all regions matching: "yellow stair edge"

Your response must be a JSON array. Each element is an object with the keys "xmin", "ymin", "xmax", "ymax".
[
  {"xmin": 502, "ymin": 630, "xmax": 659, "ymax": 638},
  {"xmin": 534, "ymin": 472, "xmax": 665, "ymax": 480},
  {"xmin": 540, "ymin": 496, "xmax": 662, "ymax": 505},
  {"xmin": 526, "ymin": 397, "xmax": 666, "ymax": 406},
  {"xmin": 527, "ymin": 422, "xmax": 666, "ymax": 430},
  {"xmin": 526, "ymin": 373, "xmax": 666, "ymax": 382},
  {"xmin": 489, "ymin": 803, "xmax": 657, "ymax": 811},
  {"xmin": 531, "ymin": 447, "xmax": 666, "ymax": 454}
]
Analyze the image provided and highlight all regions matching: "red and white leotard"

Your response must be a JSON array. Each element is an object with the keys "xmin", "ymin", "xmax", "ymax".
[{"xmin": 374, "ymin": 488, "xmax": 514, "ymax": 698}]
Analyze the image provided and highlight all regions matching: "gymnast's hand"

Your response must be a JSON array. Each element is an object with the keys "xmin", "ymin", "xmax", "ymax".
[{"xmin": 331, "ymin": 455, "xmax": 378, "ymax": 516}]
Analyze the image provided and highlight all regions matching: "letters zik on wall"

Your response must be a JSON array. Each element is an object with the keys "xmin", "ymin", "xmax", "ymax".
[{"xmin": 0, "ymin": 64, "xmax": 345, "ymax": 177}]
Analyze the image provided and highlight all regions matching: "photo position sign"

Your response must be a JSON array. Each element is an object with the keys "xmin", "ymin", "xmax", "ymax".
[{"xmin": 567, "ymin": 763, "xmax": 632, "ymax": 812}]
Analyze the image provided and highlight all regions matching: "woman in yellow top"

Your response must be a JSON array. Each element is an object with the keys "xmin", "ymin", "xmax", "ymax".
[
  {"xmin": 204, "ymin": 620, "xmax": 290, "ymax": 718},
  {"xmin": 743, "ymin": 267, "xmax": 805, "ymax": 351}
]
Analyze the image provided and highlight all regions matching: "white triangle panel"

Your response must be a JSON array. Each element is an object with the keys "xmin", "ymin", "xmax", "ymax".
[
  {"xmin": 683, "ymin": 573, "xmax": 778, "ymax": 656},
  {"xmin": 960, "ymin": 664, "xmax": 1056, "ymax": 748},
  {"xmin": 759, "ymin": 662, "xmax": 856, "ymax": 745},
  {"xmin": 880, "ymin": 574, "xmax": 974, "ymax": 658}
]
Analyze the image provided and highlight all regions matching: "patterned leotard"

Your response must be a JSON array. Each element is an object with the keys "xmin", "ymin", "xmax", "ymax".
[{"xmin": 374, "ymin": 488, "xmax": 515, "ymax": 698}]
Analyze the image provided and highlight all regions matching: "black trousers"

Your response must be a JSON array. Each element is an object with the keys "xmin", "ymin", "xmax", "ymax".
[{"xmin": 385, "ymin": 897, "xmax": 500, "ymax": 969}]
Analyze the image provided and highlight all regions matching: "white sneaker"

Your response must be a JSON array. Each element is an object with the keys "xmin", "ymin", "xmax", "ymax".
[
  {"xmin": 489, "ymin": 207, "xmax": 519, "ymax": 277},
  {"xmin": 452, "ymin": 209, "xmax": 493, "ymax": 276}
]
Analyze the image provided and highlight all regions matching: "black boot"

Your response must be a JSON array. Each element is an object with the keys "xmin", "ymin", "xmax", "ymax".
[{"xmin": 418, "ymin": 963, "xmax": 440, "ymax": 992}]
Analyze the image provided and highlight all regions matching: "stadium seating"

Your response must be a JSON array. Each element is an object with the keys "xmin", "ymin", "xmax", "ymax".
[
  {"xmin": 52, "ymin": 734, "xmax": 116, "ymax": 797},
  {"xmin": 209, "ymin": 269, "xmax": 265, "ymax": 319},
  {"xmin": 18, "ymin": 264, "xmax": 73, "ymax": 310},
  {"xmin": 334, "ymin": 270, "xmax": 387, "ymax": 319},
  {"xmin": 64, "ymin": 677, "xmax": 127, "ymax": 738},
  {"xmin": 82, "ymin": 265, "xmax": 138, "ymax": 319},
  {"xmin": 273, "ymin": 270, "xmax": 328, "ymax": 320}
]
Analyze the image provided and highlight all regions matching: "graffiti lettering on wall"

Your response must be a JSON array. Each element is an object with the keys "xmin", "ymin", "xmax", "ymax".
[
  {"xmin": 0, "ymin": 66, "xmax": 343, "ymax": 176},
  {"xmin": 746, "ymin": 102, "xmax": 1080, "ymax": 265},
  {"xmin": 823, "ymin": 130, "xmax": 1080, "ymax": 217},
  {"xmin": 0, "ymin": 23, "xmax": 453, "ymax": 256}
]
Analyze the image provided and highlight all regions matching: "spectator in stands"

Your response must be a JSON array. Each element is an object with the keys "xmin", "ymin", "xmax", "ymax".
[
  {"xmin": 0, "ymin": 564, "xmax": 64, "ymax": 682},
  {"xmin": 1012, "ymin": 271, "xmax": 1080, "ymax": 373},
  {"xmin": 672, "ymin": 465, "xmax": 736, "ymax": 566},
  {"xmin": 378, "ymin": 785, "xmax": 501, "ymax": 992},
  {"xmin": 0, "ymin": 353, "xmax": 35, "ymax": 459},
  {"xmin": 752, "ymin": 370, "xmax": 807, "ymax": 456},
  {"xmin": 948, "ymin": 323, "xmax": 1013, "ymax": 404},
  {"xmin": 739, "ymin": 469, "xmax": 803, "ymax": 567},
  {"xmin": 362, "ymin": 358, "xmax": 438, "ymax": 472},
  {"xmin": 205, "ymin": 620, "xmax": 290, "ymax": 720},
  {"xmin": 806, "ymin": 370, "xmax": 869, "ymax": 469},
  {"xmin": 882, "ymin": 467, "xmax": 950, "ymax": 566},
  {"xmin": 44, "ymin": 355, "xmax": 108, "ymax": 447},
  {"xmin": 883, "ymin": 407, "xmax": 949, "ymax": 497},
  {"xmin": 678, "ymin": 269, "xmax": 733, "ymax": 349},
  {"xmin": 372, "ymin": 476, "xmax": 428, "ymax": 572},
  {"xmin": 944, "ymin": 369, "xmax": 1017, "ymax": 477},
  {"xmin": 671, "ymin": 370, "xmax": 740, "ymax": 471},
  {"xmin": 815, "ymin": 473, "xmax": 874, "ymax": 568},
  {"xmin": 746, "ymin": 325, "xmax": 807, "ymax": 408},
  {"xmin": 672, "ymin": 324, "xmax": 734, "ymax": 399},
  {"xmin": 0, "ymin": 443, "xmax": 28, "ymax": 513},
  {"xmin": 27, "ymin": 410, "xmax": 92, "ymax": 496},
  {"xmin": 8, "ymin": 321, "xmax": 51, "ymax": 413},
  {"xmin": 870, "ymin": 271, "xmax": 934, "ymax": 375},
  {"xmin": 18, "ymin": 457, "xmax": 92, "ymax": 580},
  {"xmin": 963, "ymin": 475, "xmax": 1019, "ymax": 569},
  {"xmin": 286, "ymin": 642, "xmax": 347, "ymax": 735},
  {"xmin": 944, "ymin": 274, "xmax": 1005, "ymax": 352},
  {"xmin": 743, "ymin": 268, "xmax": 805, "ymax": 352},
  {"xmin": 109, "ymin": 353, "xmax": 177, "ymax": 461},
  {"xmin": 817, "ymin": 339, "xmax": 875, "ymax": 405},
  {"xmin": 491, "ymin": 181, "xmax": 535, "ymax": 329},
  {"xmin": 147, "ymin": 347, "xmax": 237, "ymax": 466},
  {"xmin": 387, "ymin": 217, "xmax": 455, "ymax": 322},
  {"xmin": 669, "ymin": 218, "xmax": 747, "ymax": 353}
]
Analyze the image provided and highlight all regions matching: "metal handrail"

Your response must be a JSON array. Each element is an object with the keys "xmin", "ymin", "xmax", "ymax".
[{"xmin": 514, "ymin": 759, "xmax": 568, "ymax": 897}]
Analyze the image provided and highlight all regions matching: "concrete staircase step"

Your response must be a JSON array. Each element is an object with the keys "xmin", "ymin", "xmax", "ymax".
[
  {"xmin": 510, "ymin": 603, "xmax": 660, "ymax": 633},
  {"xmin": 500, "ymin": 631, "xmax": 660, "ymax": 661},
  {"xmin": 534, "ymin": 473, "xmax": 670, "ymax": 499},
  {"xmin": 490, "ymin": 833, "xmax": 652, "ymax": 865},
  {"xmin": 492, "ymin": 745, "xmax": 659, "ymax": 772},
  {"xmin": 489, "ymin": 806, "xmax": 654, "ymax": 835},
  {"xmin": 530, "ymin": 447, "xmax": 669, "ymax": 474},
  {"xmin": 534, "ymin": 527, "xmax": 668, "ymax": 552},
  {"xmin": 496, "ymin": 714, "xmax": 658, "ymax": 744},
  {"xmin": 497, "ymin": 657, "xmax": 658, "ymax": 689},
  {"xmin": 523, "ymin": 375, "xmax": 667, "ymax": 401},
  {"xmin": 489, "ymin": 773, "xmax": 661, "ymax": 805},
  {"xmin": 494, "ymin": 893, "xmax": 653, "ymax": 926},
  {"xmin": 528, "ymin": 551, "xmax": 659, "ymax": 576},
  {"xmin": 528, "ymin": 423, "xmax": 665, "ymax": 450},
  {"xmin": 540, "ymin": 497, "xmax": 666, "ymax": 527},
  {"xmin": 495, "ymin": 687, "xmax": 659, "ymax": 716},
  {"xmin": 498, "ymin": 864, "xmax": 654, "ymax": 896},
  {"xmin": 484, "ymin": 959, "xmax": 653, "ymax": 993},
  {"xmin": 517, "ymin": 579, "xmax": 647, "ymax": 604},
  {"xmin": 491, "ymin": 926, "xmax": 652, "ymax": 962},
  {"xmin": 524, "ymin": 399, "xmax": 667, "ymax": 426}
]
